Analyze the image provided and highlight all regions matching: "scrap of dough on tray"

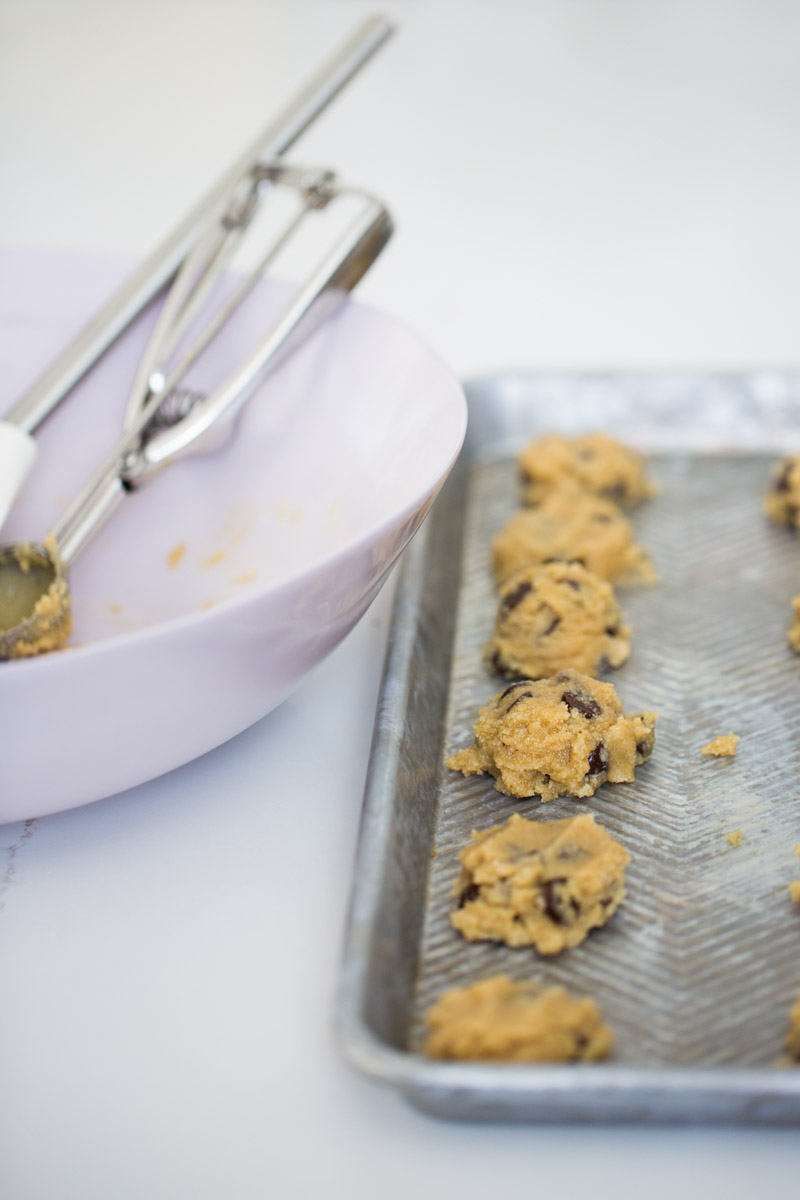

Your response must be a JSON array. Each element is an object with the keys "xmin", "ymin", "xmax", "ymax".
[
  {"xmin": 423, "ymin": 974, "xmax": 613, "ymax": 1063},
  {"xmin": 451, "ymin": 812, "xmax": 629, "ymax": 954},
  {"xmin": 446, "ymin": 670, "xmax": 656, "ymax": 801},
  {"xmin": 786, "ymin": 996, "xmax": 800, "ymax": 1062},
  {"xmin": 491, "ymin": 486, "xmax": 656, "ymax": 588},
  {"xmin": 765, "ymin": 455, "xmax": 800, "ymax": 530},
  {"xmin": 518, "ymin": 432, "xmax": 656, "ymax": 509},
  {"xmin": 701, "ymin": 734, "xmax": 739, "ymax": 758},
  {"xmin": 788, "ymin": 594, "xmax": 800, "ymax": 652},
  {"xmin": 484, "ymin": 560, "xmax": 631, "ymax": 680}
]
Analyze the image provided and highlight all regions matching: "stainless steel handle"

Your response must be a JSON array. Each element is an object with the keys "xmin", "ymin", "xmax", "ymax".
[
  {"xmin": 5, "ymin": 15, "xmax": 394, "ymax": 435},
  {"xmin": 49, "ymin": 183, "xmax": 392, "ymax": 566},
  {"xmin": 137, "ymin": 194, "xmax": 393, "ymax": 470}
]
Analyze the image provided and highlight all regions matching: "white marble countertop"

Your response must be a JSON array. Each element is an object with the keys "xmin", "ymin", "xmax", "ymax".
[{"xmin": 2, "ymin": 2, "xmax": 800, "ymax": 1196}]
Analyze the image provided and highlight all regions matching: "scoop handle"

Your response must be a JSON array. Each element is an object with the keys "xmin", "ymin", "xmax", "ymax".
[
  {"xmin": 4, "ymin": 16, "xmax": 394, "ymax": 437},
  {"xmin": 0, "ymin": 422, "xmax": 37, "ymax": 528}
]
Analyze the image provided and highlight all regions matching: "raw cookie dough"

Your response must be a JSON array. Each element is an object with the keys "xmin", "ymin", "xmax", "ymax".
[
  {"xmin": 701, "ymin": 734, "xmax": 739, "ymax": 758},
  {"xmin": 786, "ymin": 995, "xmax": 800, "ymax": 1061},
  {"xmin": 789, "ymin": 594, "xmax": 800, "ymax": 652},
  {"xmin": 451, "ymin": 811, "xmax": 629, "ymax": 954},
  {"xmin": 424, "ymin": 974, "xmax": 613, "ymax": 1062},
  {"xmin": 492, "ymin": 487, "xmax": 656, "ymax": 587},
  {"xmin": 446, "ymin": 669, "xmax": 657, "ymax": 801},
  {"xmin": 0, "ymin": 535, "xmax": 71, "ymax": 660},
  {"xmin": 765, "ymin": 456, "xmax": 800, "ymax": 530},
  {"xmin": 484, "ymin": 560, "xmax": 631, "ymax": 680},
  {"xmin": 518, "ymin": 432, "xmax": 655, "ymax": 508}
]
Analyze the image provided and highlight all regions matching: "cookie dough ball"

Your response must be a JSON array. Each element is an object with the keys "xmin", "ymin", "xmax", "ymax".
[
  {"xmin": 484, "ymin": 560, "xmax": 631, "ymax": 680},
  {"xmin": 518, "ymin": 432, "xmax": 655, "ymax": 508},
  {"xmin": 786, "ymin": 995, "xmax": 800, "ymax": 1061},
  {"xmin": 424, "ymin": 974, "xmax": 613, "ymax": 1062},
  {"xmin": 446, "ymin": 669, "xmax": 657, "ymax": 801},
  {"xmin": 452, "ymin": 812, "xmax": 629, "ymax": 954},
  {"xmin": 492, "ymin": 487, "xmax": 656, "ymax": 588},
  {"xmin": 765, "ymin": 456, "xmax": 800, "ymax": 529}
]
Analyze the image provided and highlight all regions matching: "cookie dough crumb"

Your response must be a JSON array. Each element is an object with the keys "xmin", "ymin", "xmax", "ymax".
[
  {"xmin": 765, "ymin": 456, "xmax": 800, "ymax": 530},
  {"xmin": 518, "ymin": 432, "xmax": 655, "ymax": 508},
  {"xmin": 492, "ymin": 485, "xmax": 656, "ymax": 588},
  {"xmin": 423, "ymin": 974, "xmax": 613, "ymax": 1062},
  {"xmin": 701, "ymin": 734, "xmax": 739, "ymax": 758},
  {"xmin": 201, "ymin": 550, "xmax": 227, "ymax": 568},
  {"xmin": 167, "ymin": 543, "xmax": 186, "ymax": 568},
  {"xmin": 452, "ymin": 812, "xmax": 629, "ymax": 954},
  {"xmin": 484, "ymin": 560, "xmax": 631, "ymax": 680},
  {"xmin": 786, "ymin": 995, "xmax": 800, "ymax": 1061},
  {"xmin": 726, "ymin": 829, "xmax": 744, "ymax": 848},
  {"xmin": 790, "ymin": 880, "xmax": 800, "ymax": 904},
  {"xmin": 788, "ymin": 595, "xmax": 800, "ymax": 653},
  {"xmin": 447, "ymin": 669, "xmax": 657, "ymax": 801}
]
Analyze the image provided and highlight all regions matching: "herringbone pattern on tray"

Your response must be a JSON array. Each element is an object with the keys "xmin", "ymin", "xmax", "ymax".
[{"xmin": 412, "ymin": 453, "xmax": 800, "ymax": 1066}]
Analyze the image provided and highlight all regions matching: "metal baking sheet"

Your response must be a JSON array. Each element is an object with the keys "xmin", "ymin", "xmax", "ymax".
[{"xmin": 335, "ymin": 372, "xmax": 800, "ymax": 1123}]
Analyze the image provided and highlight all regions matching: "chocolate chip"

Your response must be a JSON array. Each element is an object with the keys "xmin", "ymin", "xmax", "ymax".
[
  {"xmin": 499, "ymin": 680, "xmax": 531, "ymax": 700},
  {"xmin": 542, "ymin": 878, "xmax": 579, "ymax": 925},
  {"xmin": 636, "ymin": 739, "xmax": 651, "ymax": 756},
  {"xmin": 563, "ymin": 577, "xmax": 582, "ymax": 590},
  {"xmin": 586, "ymin": 742, "xmax": 608, "ymax": 776},
  {"xmin": 501, "ymin": 578, "xmax": 533, "ymax": 613},
  {"xmin": 561, "ymin": 690, "xmax": 602, "ymax": 719},
  {"xmin": 604, "ymin": 625, "xmax": 619, "ymax": 636},
  {"xmin": 489, "ymin": 649, "xmax": 513, "ymax": 678},
  {"xmin": 505, "ymin": 689, "xmax": 533, "ymax": 712},
  {"xmin": 596, "ymin": 655, "xmax": 611, "ymax": 675},
  {"xmin": 556, "ymin": 843, "xmax": 583, "ymax": 861},
  {"xmin": 538, "ymin": 606, "xmax": 561, "ymax": 636},
  {"xmin": 603, "ymin": 481, "xmax": 626, "ymax": 503},
  {"xmin": 508, "ymin": 844, "xmax": 541, "ymax": 863},
  {"xmin": 775, "ymin": 461, "xmax": 793, "ymax": 493},
  {"xmin": 519, "ymin": 468, "xmax": 533, "ymax": 485},
  {"xmin": 458, "ymin": 883, "xmax": 480, "ymax": 908}
]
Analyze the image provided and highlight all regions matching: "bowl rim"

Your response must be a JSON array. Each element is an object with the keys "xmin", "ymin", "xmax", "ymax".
[{"xmin": 0, "ymin": 290, "xmax": 467, "ymax": 678}]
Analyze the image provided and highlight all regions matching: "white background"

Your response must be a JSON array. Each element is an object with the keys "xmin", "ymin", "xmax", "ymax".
[{"xmin": 2, "ymin": 2, "xmax": 800, "ymax": 1196}]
